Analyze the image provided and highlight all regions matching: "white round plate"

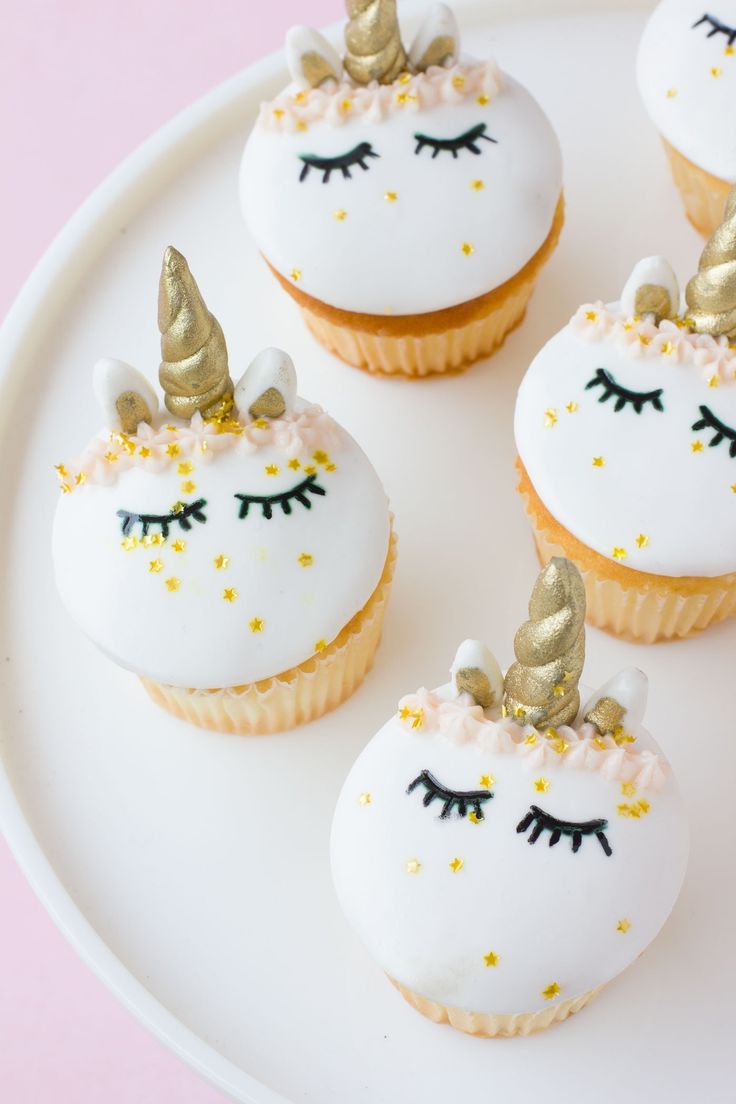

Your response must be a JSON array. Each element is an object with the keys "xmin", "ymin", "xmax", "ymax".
[{"xmin": 0, "ymin": 2, "xmax": 731, "ymax": 1101}]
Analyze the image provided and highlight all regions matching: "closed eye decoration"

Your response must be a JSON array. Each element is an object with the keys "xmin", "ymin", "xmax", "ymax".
[
  {"xmin": 117, "ymin": 498, "xmax": 207, "ymax": 538},
  {"xmin": 692, "ymin": 13, "xmax": 736, "ymax": 45},
  {"xmin": 414, "ymin": 122, "xmax": 498, "ymax": 159},
  {"xmin": 407, "ymin": 770, "xmax": 494, "ymax": 820},
  {"xmin": 298, "ymin": 141, "xmax": 379, "ymax": 182},
  {"xmin": 585, "ymin": 367, "xmax": 664, "ymax": 414},
  {"xmin": 692, "ymin": 405, "xmax": 736, "ymax": 458},
  {"xmin": 517, "ymin": 805, "xmax": 612, "ymax": 856},
  {"xmin": 234, "ymin": 473, "xmax": 326, "ymax": 520}
]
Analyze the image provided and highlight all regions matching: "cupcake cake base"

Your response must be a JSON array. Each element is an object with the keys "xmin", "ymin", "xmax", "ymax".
[
  {"xmin": 268, "ymin": 197, "xmax": 564, "ymax": 379},
  {"xmin": 389, "ymin": 977, "xmax": 602, "ymax": 1038},
  {"xmin": 141, "ymin": 529, "xmax": 397, "ymax": 734},
  {"xmin": 662, "ymin": 139, "xmax": 731, "ymax": 238},
  {"xmin": 517, "ymin": 459, "xmax": 736, "ymax": 643}
]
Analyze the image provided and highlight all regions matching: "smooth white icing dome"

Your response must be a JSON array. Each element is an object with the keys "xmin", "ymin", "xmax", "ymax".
[
  {"xmin": 638, "ymin": 1, "xmax": 736, "ymax": 181},
  {"xmin": 331, "ymin": 684, "xmax": 687, "ymax": 1016},
  {"xmin": 515, "ymin": 304, "xmax": 736, "ymax": 578},
  {"xmin": 240, "ymin": 68, "xmax": 562, "ymax": 316},
  {"xmin": 53, "ymin": 408, "xmax": 390, "ymax": 688}
]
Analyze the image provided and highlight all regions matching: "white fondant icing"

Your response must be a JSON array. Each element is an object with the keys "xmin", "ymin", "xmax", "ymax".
[
  {"xmin": 239, "ymin": 69, "xmax": 562, "ymax": 315},
  {"xmin": 234, "ymin": 347, "xmax": 298, "ymax": 417},
  {"xmin": 331, "ymin": 677, "xmax": 687, "ymax": 1016},
  {"xmin": 620, "ymin": 256, "xmax": 680, "ymax": 319},
  {"xmin": 515, "ymin": 301, "xmax": 736, "ymax": 578},
  {"xmin": 409, "ymin": 3, "xmax": 460, "ymax": 70},
  {"xmin": 93, "ymin": 357, "xmax": 159, "ymax": 430},
  {"xmin": 53, "ymin": 395, "xmax": 390, "ymax": 690},
  {"xmin": 638, "ymin": 1, "xmax": 736, "ymax": 182},
  {"xmin": 450, "ymin": 638, "xmax": 503, "ymax": 706},
  {"xmin": 286, "ymin": 25, "xmax": 343, "ymax": 89}
]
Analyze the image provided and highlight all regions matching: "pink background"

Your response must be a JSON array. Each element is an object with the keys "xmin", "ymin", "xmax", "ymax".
[{"xmin": 1, "ymin": 2, "xmax": 337, "ymax": 1099}]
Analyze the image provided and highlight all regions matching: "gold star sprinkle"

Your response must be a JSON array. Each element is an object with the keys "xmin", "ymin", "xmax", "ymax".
[
  {"xmin": 551, "ymin": 737, "xmax": 569, "ymax": 755},
  {"xmin": 272, "ymin": 108, "xmax": 285, "ymax": 119},
  {"xmin": 298, "ymin": 553, "xmax": 313, "ymax": 568},
  {"xmin": 165, "ymin": 577, "xmax": 181, "ymax": 592},
  {"xmin": 452, "ymin": 74, "xmax": 465, "ymax": 89},
  {"xmin": 178, "ymin": 462, "xmax": 193, "ymax": 475},
  {"xmin": 566, "ymin": 401, "xmax": 578, "ymax": 414},
  {"xmin": 479, "ymin": 774, "xmax": 495, "ymax": 789},
  {"xmin": 121, "ymin": 536, "xmax": 138, "ymax": 551},
  {"xmin": 731, "ymin": 484, "xmax": 736, "ymax": 494},
  {"xmin": 461, "ymin": 241, "xmax": 475, "ymax": 256},
  {"xmin": 616, "ymin": 918, "xmax": 631, "ymax": 934},
  {"xmin": 223, "ymin": 587, "xmax": 238, "ymax": 603},
  {"xmin": 295, "ymin": 120, "xmax": 307, "ymax": 132},
  {"xmin": 142, "ymin": 533, "xmax": 163, "ymax": 547},
  {"xmin": 542, "ymin": 982, "xmax": 561, "ymax": 1001},
  {"xmin": 621, "ymin": 780, "xmax": 636, "ymax": 797},
  {"xmin": 290, "ymin": 268, "xmax": 302, "ymax": 281},
  {"xmin": 534, "ymin": 777, "xmax": 550, "ymax": 793},
  {"xmin": 325, "ymin": 462, "xmax": 337, "ymax": 472},
  {"xmin": 592, "ymin": 456, "xmax": 606, "ymax": 468},
  {"xmin": 585, "ymin": 310, "xmax": 598, "ymax": 322},
  {"xmin": 55, "ymin": 463, "xmax": 68, "ymax": 478},
  {"xmin": 483, "ymin": 950, "xmax": 500, "ymax": 967},
  {"xmin": 251, "ymin": 418, "xmax": 268, "ymax": 430},
  {"xmin": 59, "ymin": 482, "xmax": 71, "ymax": 494},
  {"xmin": 524, "ymin": 732, "xmax": 537, "ymax": 746},
  {"xmin": 171, "ymin": 502, "xmax": 184, "ymax": 515},
  {"xmin": 303, "ymin": 464, "xmax": 317, "ymax": 475},
  {"xmin": 727, "ymin": 45, "xmax": 735, "ymax": 56},
  {"xmin": 384, "ymin": 190, "xmax": 398, "ymax": 202},
  {"xmin": 288, "ymin": 458, "xmax": 301, "ymax": 470},
  {"xmin": 104, "ymin": 451, "xmax": 118, "ymax": 463},
  {"xmin": 75, "ymin": 472, "xmax": 86, "ymax": 485},
  {"xmin": 471, "ymin": 179, "xmax": 485, "ymax": 190},
  {"xmin": 406, "ymin": 859, "xmax": 421, "ymax": 874},
  {"xmin": 545, "ymin": 408, "xmax": 558, "ymax": 428},
  {"xmin": 635, "ymin": 534, "xmax": 649, "ymax": 549},
  {"xmin": 180, "ymin": 480, "xmax": 196, "ymax": 494},
  {"xmin": 249, "ymin": 617, "xmax": 264, "ymax": 633},
  {"xmin": 358, "ymin": 792, "xmax": 372, "ymax": 806},
  {"xmin": 666, "ymin": 87, "xmax": 677, "ymax": 98},
  {"xmin": 514, "ymin": 705, "xmax": 526, "ymax": 720},
  {"xmin": 711, "ymin": 66, "xmax": 723, "ymax": 78},
  {"xmin": 314, "ymin": 638, "xmax": 327, "ymax": 652},
  {"xmin": 172, "ymin": 540, "xmax": 186, "ymax": 553},
  {"xmin": 399, "ymin": 706, "xmax": 424, "ymax": 729},
  {"xmin": 139, "ymin": 446, "xmax": 151, "ymax": 458},
  {"xmin": 449, "ymin": 857, "xmax": 464, "ymax": 873},
  {"xmin": 553, "ymin": 684, "xmax": 565, "ymax": 698},
  {"xmin": 708, "ymin": 375, "xmax": 720, "ymax": 388},
  {"xmin": 661, "ymin": 340, "xmax": 675, "ymax": 355},
  {"xmin": 476, "ymin": 92, "xmax": 490, "ymax": 105},
  {"xmin": 334, "ymin": 208, "xmax": 347, "ymax": 221},
  {"xmin": 313, "ymin": 449, "xmax": 329, "ymax": 464},
  {"xmin": 166, "ymin": 443, "xmax": 180, "ymax": 457},
  {"xmin": 165, "ymin": 424, "xmax": 177, "ymax": 432},
  {"xmin": 468, "ymin": 811, "xmax": 482, "ymax": 824},
  {"xmin": 692, "ymin": 440, "xmax": 704, "ymax": 453},
  {"xmin": 213, "ymin": 554, "xmax": 229, "ymax": 570},
  {"xmin": 148, "ymin": 559, "xmax": 164, "ymax": 573},
  {"xmin": 612, "ymin": 547, "xmax": 628, "ymax": 561},
  {"xmin": 265, "ymin": 464, "xmax": 280, "ymax": 476}
]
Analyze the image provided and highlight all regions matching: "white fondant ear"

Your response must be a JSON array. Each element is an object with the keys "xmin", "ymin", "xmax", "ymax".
[
  {"xmin": 409, "ymin": 3, "xmax": 459, "ymax": 71},
  {"xmin": 583, "ymin": 668, "xmax": 648, "ymax": 734},
  {"xmin": 93, "ymin": 357, "xmax": 159, "ymax": 434},
  {"xmin": 620, "ymin": 256, "xmax": 680, "ymax": 321},
  {"xmin": 286, "ymin": 25, "xmax": 342, "ymax": 88},
  {"xmin": 450, "ymin": 639, "xmax": 504, "ymax": 710},
  {"xmin": 234, "ymin": 348, "xmax": 297, "ymax": 420}
]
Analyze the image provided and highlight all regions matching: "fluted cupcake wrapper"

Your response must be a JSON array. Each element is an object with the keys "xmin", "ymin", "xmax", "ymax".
[{"xmin": 662, "ymin": 138, "xmax": 731, "ymax": 238}]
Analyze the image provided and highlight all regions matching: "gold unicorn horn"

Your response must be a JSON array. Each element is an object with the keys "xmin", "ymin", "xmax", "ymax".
[
  {"xmin": 158, "ymin": 247, "xmax": 233, "ymax": 419},
  {"xmin": 502, "ymin": 558, "xmax": 586, "ymax": 728},
  {"xmin": 344, "ymin": 0, "xmax": 407, "ymax": 85},
  {"xmin": 685, "ymin": 185, "xmax": 736, "ymax": 338}
]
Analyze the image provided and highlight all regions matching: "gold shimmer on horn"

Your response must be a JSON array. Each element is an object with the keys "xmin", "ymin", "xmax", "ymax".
[
  {"xmin": 249, "ymin": 387, "xmax": 286, "ymax": 420},
  {"xmin": 300, "ymin": 49, "xmax": 341, "ymax": 88},
  {"xmin": 455, "ymin": 667, "xmax": 495, "ymax": 709},
  {"xmin": 502, "ymin": 558, "xmax": 586, "ymax": 728},
  {"xmin": 115, "ymin": 391, "xmax": 152, "ymax": 434},
  {"xmin": 344, "ymin": 0, "xmax": 407, "ymax": 85},
  {"xmin": 584, "ymin": 696, "xmax": 626, "ymax": 737},
  {"xmin": 158, "ymin": 246, "xmax": 233, "ymax": 419},
  {"xmin": 685, "ymin": 185, "xmax": 736, "ymax": 338},
  {"xmin": 634, "ymin": 284, "xmax": 674, "ymax": 324}
]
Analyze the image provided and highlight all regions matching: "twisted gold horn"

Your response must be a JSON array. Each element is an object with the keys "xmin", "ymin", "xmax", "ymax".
[
  {"xmin": 502, "ymin": 558, "xmax": 586, "ymax": 728},
  {"xmin": 685, "ymin": 185, "xmax": 736, "ymax": 338},
  {"xmin": 158, "ymin": 247, "xmax": 233, "ymax": 419},
  {"xmin": 344, "ymin": 0, "xmax": 406, "ymax": 85}
]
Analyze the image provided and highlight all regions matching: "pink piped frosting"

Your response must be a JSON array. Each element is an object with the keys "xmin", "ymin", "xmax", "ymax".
[
  {"xmin": 571, "ymin": 302, "xmax": 736, "ymax": 383},
  {"xmin": 259, "ymin": 60, "xmax": 502, "ymax": 133},
  {"xmin": 398, "ymin": 689, "xmax": 667, "ymax": 793}
]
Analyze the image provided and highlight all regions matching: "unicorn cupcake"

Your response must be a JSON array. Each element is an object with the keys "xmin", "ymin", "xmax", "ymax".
[
  {"xmin": 52, "ymin": 247, "xmax": 395, "ymax": 734},
  {"xmin": 240, "ymin": 1, "xmax": 563, "ymax": 377},
  {"xmin": 514, "ymin": 188, "xmax": 736, "ymax": 642},
  {"xmin": 331, "ymin": 558, "xmax": 688, "ymax": 1036}
]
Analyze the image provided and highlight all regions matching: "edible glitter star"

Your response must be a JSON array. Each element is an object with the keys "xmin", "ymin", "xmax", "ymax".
[
  {"xmin": 566, "ymin": 401, "xmax": 578, "ymax": 413},
  {"xmin": 534, "ymin": 777, "xmax": 550, "ymax": 793},
  {"xmin": 265, "ymin": 464, "xmax": 280, "ymax": 476},
  {"xmin": 314, "ymin": 638, "xmax": 327, "ymax": 652},
  {"xmin": 148, "ymin": 559, "xmax": 164, "ymax": 573},
  {"xmin": 585, "ymin": 310, "xmax": 598, "ymax": 322},
  {"xmin": 121, "ymin": 536, "xmax": 138, "ymax": 551},
  {"xmin": 479, "ymin": 774, "xmax": 495, "ymax": 789},
  {"xmin": 325, "ymin": 462, "xmax": 337, "ymax": 472},
  {"xmin": 334, "ymin": 208, "xmax": 347, "ymax": 221},
  {"xmin": 138, "ymin": 446, "xmax": 151, "ymax": 458},
  {"xmin": 470, "ymin": 179, "xmax": 485, "ymax": 190},
  {"xmin": 290, "ymin": 268, "xmax": 302, "ymax": 281},
  {"xmin": 303, "ymin": 464, "xmax": 317, "ymax": 476},
  {"xmin": 616, "ymin": 918, "xmax": 631, "ymax": 934},
  {"xmin": 661, "ymin": 341, "xmax": 675, "ymax": 355},
  {"xmin": 708, "ymin": 375, "xmax": 720, "ymax": 388},
  {"xmin": 449, "ymin": 857, "xmax": 464, "ymax": 873},
  {"xmin": 358, "ymin": 792, "xmax": 371, "ymax": 806},
  {"xmin": 222, "ymin": 588, "xmax": 238, "ymax": 603},
  {"xmin": 524, "ymin": 732, "xmax": 537, "ymax": 746},
  {"xmin": 477, "ymin": 93, "xmax": 490, "ymax": 105},
  {"xmin": 553, "ymin": 684, "xmax": 565, "ymax": 698},
  {"xmin": 384, "ymin": 191, "xmax": 398, "ymax": 202},
  {"xmin": 452, "ymin": 74, "xmax": 465, "ymax": 89},
  {"xmin": 406, "ymin": 859, "xmax": 421, "ymax": 874},
  {"xmin": 592, "ymin": 456, "xmax": 606, "ymax": 467},
  {"xmin": 172, "ymin": 540, "xmax": 186, "ymax": 553},
  {"xmin": 612, "ymin": 547, "xmax": 628, "ymax": 561},
  {"xmin": 666, "ymin": 87, "xmax": 677, "ymax": 97},
  {"xmin": 691, "ymin": 440, "xmax": 704, "ymax": 453},
  {"xmin": 298, "ymin": 553, "xmax": 313, "ymax": 568},
  {"xmin": 711, "ymin": 66, "xmax": 723, "ymax": 78},
  {"xmin": 635, "ymin": 534, "xmax": 649, "ymax": 549},
  {"xmin": 165, "ymin": 577, "xmax": 181, "ymax": 592},
  {"xmin": 214, "ymin": 554, "xmax": 230, "ymax": 570},
  {"xmin": 181, "ymin": 480, "xmax": 196, "ymax": 494},
  {"xmin": 249, "ymin": 617, "xmax": 264, "ymax": 633},
  {"xmin": 55, "ymin": 464, "xmax": 68, "ymax": 478},
  {"xmin": 313, "ymin": 450, "xmax": 329, "ymax": 465},
  {"xmin": 399, "ymin": 706, "xmax": 424, "ymax": 729},
  {"xmin": 731, "ymin": 484, "xmax": 736, "ymax": 494},
  {"xmin": 468, "ymin": 812, "xmax": 482, "ymax": 824},
  {"xmin": 483, "ymin": 951, "xmax": 500, "ymax": 967},
  {"xmin": 178, "ymin": 462, "xmax": 194, "ymax": 475},
  {"xmin": 104, "ymin": 451, "xmax": 118, "ymax": 463},
  {"xmin": 166, "ymin": 443, "xmax": 180, "ymax": 457},
  {"xmin": 461, "ymin": 241, "xmax": 475, "ymax": 256},
  {"xmin": 621, "ymin": 781, "xmax": 636, "ymax": 797},
  {"xmin": 542, "ymin": 982, "xmax": 561, "ymax": 1001},
  {"xmin": 545, "ymin": 408, "xmax": 558, "ymax": 428},
  {"xmin": 288, "ymin": 458, "xmax": 301, "ymax": 470}
]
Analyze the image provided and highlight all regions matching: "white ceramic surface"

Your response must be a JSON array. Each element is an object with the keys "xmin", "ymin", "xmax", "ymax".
[{"xmin": 1, "ymin": 2, "xmax": 732, "ymax": 1102}]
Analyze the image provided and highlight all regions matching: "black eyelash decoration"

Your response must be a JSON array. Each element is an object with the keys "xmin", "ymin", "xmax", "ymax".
[
  {"xmin": 414, "ymin": 122, "xmax": 498, "ymax": 159},
  {"xmin": 117, "ymin": 499, "xmax": 207, "ymax": 539},
  {"xmin": 516, "ymin": 805, "xmax": 612, "ymax": 856},
  {"xmin": 585, "ymin": 367, "xmax": 664, "ymax": 414},
  {"xmin": 298, "ymin": 142, "xmax": 379, "ymax": 183},
  {"xmin": 406, "ymin": 770, "xmax": 494, "ymax": 821},
  {"xmin": 234, "ymin": 474, "xmax": 326, "ymax": 520},
  {"xmin": 693, "ymin": 13, "xmax": 736, "ymax": 45},
  {"xmin": 692, "ymin": 405, "xmax": 736, "ymax": 457}
]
